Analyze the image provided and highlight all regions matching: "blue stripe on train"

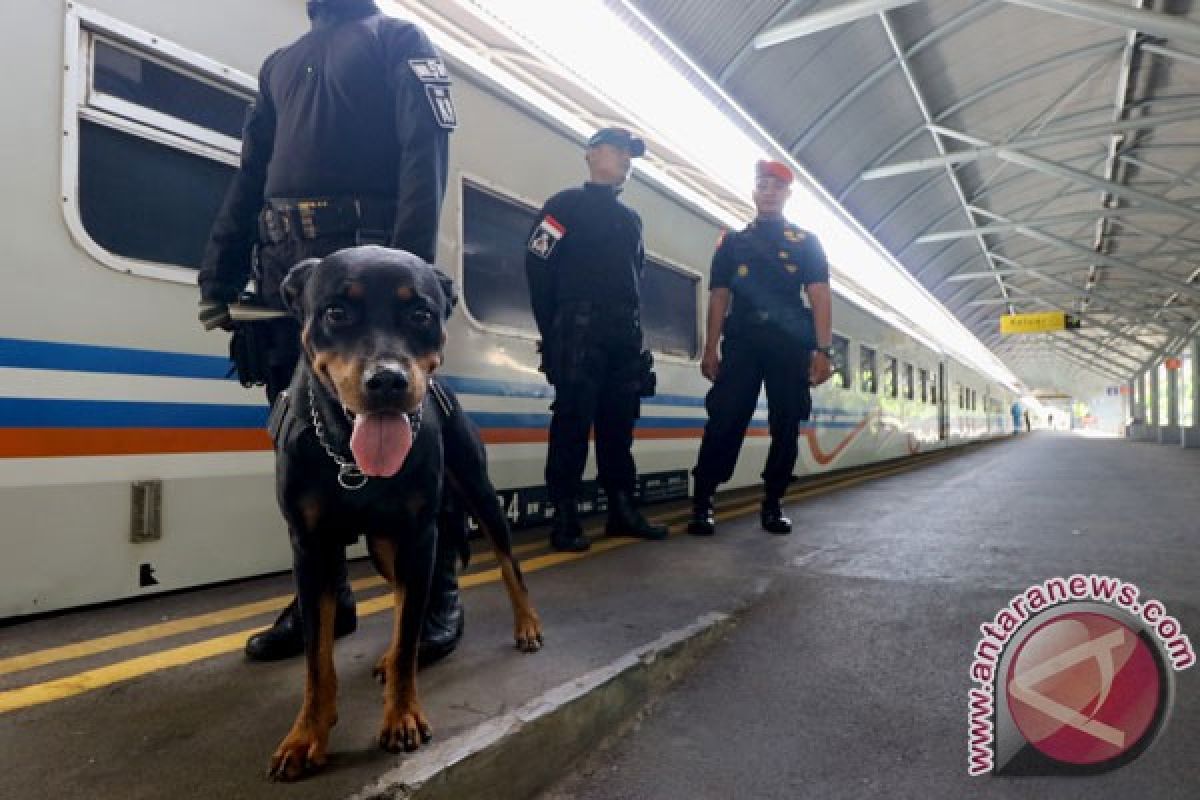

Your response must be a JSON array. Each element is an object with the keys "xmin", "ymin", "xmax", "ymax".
[
  {"xmin": 0, "ymin": 398, "xmax": 268, "ymax": 428},
  {"xmin": 0, "ymin": 338, "xmax": 233, "ymax": 380}
]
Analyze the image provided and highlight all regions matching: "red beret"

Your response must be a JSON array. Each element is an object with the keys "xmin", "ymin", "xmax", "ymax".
[{"xmin": 756, "ymin": 160, "xmax": 794, "ymax": 186}]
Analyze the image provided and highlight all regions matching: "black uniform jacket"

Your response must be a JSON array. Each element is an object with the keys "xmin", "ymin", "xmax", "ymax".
[
  {"xmin": 199, "ymin": 7, "xmax": 454, "ymax": 302},
  {"xmin": 711, "ymin": 217, "xmax": 829, "ymax": 344},
  {"xmin": 524, "ymin": 182, "xmax": 645, "ymax": 339}
]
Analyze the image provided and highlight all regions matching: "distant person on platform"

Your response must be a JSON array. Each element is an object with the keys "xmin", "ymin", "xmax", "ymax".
[
  {"xmin": 687, "ymin": 160, "xmax": 834, "ymax": 537},
  {"xmin": 1011, "ymin": 401, "xmax": 1022, "ymax": 435},
  {"xmin": 1024, "ymin": 409, "xmax": 1032, "ymax": 432}
]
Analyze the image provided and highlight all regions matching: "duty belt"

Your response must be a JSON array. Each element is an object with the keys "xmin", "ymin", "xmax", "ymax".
[{"xmin": 259, "ymin": 196, "xmax": 395, "ymax": 244}]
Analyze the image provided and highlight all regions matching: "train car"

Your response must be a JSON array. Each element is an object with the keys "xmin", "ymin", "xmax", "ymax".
[{"xmin": 0, "ymin": 0, "xmax": 1014, "ymax": 619}]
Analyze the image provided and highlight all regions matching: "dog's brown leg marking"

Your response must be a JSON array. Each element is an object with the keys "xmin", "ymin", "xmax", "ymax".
[
  {"xmin": 378, "ymin": 584, "xmax": 431, "ymax": 753},
  {"xmin": 446, "ymin": 472, "xmax": 543, "ymax": 653},
  {"xmin": 366, "ymin": 535, "xmax": 398, "ymax": 684},
  {"xmin": 268, "ymin": 592, "xmax": 338, "ymax": 781},
  {"xmin": 298, "ymin": 494, "xmax": 323, "ymax": 533}
]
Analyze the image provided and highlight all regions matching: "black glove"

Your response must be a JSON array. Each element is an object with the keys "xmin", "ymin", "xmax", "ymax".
[
  {"xmin": 199, "ymin": 282, "xmax": 240, "ymax": 331},
  {"xmin": 198, "ymin": 301, "xmax": 234, "ymax": 332}
]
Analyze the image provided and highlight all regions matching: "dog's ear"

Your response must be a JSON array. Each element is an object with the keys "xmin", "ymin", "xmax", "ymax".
[
  {"xmin": 434, "ymin": 267, "xmax": 458, "ymax": 320},
  {"xmin": 280, "ymin": 258, "xmax": 321, "ymax": 318}
]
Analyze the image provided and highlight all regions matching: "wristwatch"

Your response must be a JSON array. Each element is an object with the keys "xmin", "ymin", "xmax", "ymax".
[{"xmin": 814, "ymin": 345, "xmax": 835, "ymax": 358}]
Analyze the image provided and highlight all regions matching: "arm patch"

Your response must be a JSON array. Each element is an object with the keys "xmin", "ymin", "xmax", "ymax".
[{"xmin": 528, "ymin": 215, "xmax": 566, "ymax": 259}]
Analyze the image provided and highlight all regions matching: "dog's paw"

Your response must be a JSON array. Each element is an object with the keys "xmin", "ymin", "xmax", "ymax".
[
  {"xmin": 268, "ymin": 727, "xmax": 329, "ymax": 781},
  {"xmin": 515, "ymin": 613, "xmax": 544, "ymax": 653},
  {"xmin": 378, "ymin": 704, "xmax": 432, "ymax": 753}
]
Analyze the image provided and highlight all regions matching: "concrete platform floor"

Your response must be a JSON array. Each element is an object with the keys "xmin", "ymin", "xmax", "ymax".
[
  {"xmin": 543, "ymin": 432, "xmax": 1200, "ymax": 799},
  {"xmin": 1, "ymin": 449, "xmax": 886, "ymax": 800},
  {"xmin": 3, "ymin": 433, "xmax": 1195, "ymax": 799}
]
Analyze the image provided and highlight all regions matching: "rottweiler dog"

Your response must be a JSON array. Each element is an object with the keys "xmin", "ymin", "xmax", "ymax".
[{"xmin": 266, "ymin": 246, "xmax": 542, "ymax": 781}]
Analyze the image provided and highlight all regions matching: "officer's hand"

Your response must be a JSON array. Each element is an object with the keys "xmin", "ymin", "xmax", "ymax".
[
  {"xmin": 198, "ymin": 301, "xmax": 235, "ymax": 332},
  {"xmin": 809, "ymin": 351, "xmax": 833, "ymax": 386},
  {"xmin": 701, "ymin": 349, "xmax": 721, "ymax": 382}
]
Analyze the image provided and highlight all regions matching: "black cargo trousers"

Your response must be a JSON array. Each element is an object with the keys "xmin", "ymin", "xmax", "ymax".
[
  {"xmin": 543, "ymin": 303, "xmax": 646, "ymax": 504},
  {"xmin": 692, "ymin": 327, "xmax": 813, "ymax": 501}
]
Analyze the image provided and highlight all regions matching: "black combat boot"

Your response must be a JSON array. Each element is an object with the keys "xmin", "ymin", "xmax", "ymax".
[
  {"xmin": 687, "ymin": 490, "xmax": 716, "ymax": 537},
  {"xmin": 550, "ymin": 501, "xmax": 589, "ymax": 552},
  {"xmin": 418, "ymin": 526, "xmax": 465, "ymax": 667},
  {"xmin": 760, "ymin": 497, "xmax": 792, "ymax": 535},
  {"xmin": 606, "ymin": 491, "xmax": 668, "ymax": 540},
  {"xmin": 245, "ymin": 584, "xmax": 358, "ymax": 662}
]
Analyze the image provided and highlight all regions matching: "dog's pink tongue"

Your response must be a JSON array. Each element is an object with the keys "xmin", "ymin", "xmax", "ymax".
[{"xmin": 349, "ymin": 412, "xmax": 413, "ymax": 478}]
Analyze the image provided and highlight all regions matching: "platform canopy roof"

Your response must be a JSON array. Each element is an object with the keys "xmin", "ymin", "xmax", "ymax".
[{"xmin": 608, "ymin": 0, "xmax": 1200, "ymax": 387}]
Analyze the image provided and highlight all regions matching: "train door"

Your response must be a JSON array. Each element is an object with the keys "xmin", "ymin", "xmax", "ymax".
[{"xmin": 938, "ymin": 362, "xmax": 949, "ymax": 440}]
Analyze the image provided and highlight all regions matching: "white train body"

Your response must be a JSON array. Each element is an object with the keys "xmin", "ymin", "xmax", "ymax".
[{"xmin": 0, "ymin": 0, "xmax": 1014, "ymax": 618}]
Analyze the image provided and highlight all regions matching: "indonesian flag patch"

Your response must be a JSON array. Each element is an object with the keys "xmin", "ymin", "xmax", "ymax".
[{"xmin": 528, "ymin": 215, "xmax": 566, "ymax": 259}]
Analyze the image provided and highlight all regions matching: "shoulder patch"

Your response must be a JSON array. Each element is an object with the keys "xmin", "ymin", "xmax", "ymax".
[
  {"xmin": 409, "ymin": 58, "xmax": 450, "ymax": 82},
  {"xmin": 425, "ymin": 84, "xmax": 457, "ymax": 130},
  {"xmin": 528, "ymin": 215, "xmax": 566, "ymax": 259}
]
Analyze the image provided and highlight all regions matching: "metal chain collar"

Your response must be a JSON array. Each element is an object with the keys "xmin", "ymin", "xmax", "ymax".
[{"xmin": 308, "ymin": 384, "xmax": 422, "ymax": 491}]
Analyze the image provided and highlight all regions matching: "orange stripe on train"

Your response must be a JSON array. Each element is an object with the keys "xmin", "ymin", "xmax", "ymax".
[{"xmin": 0, "ymin": 428, "xmax": 272, "ymax": 458}]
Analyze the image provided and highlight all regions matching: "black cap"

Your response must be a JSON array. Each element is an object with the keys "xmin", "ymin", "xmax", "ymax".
[{"xmin": 587, "ymin": 127, "xmax": 645, "ymax": 157}]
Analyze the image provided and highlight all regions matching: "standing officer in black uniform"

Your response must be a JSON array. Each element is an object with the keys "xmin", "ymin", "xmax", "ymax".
[
  {"xmin": 525, "ymin": 128, "xmax": 668, "ymax": 552},
  {"xmin": 687, "ymin": 160, "xmax": 834, "ymax": 537},
  {"xmin": 198, "ymin": 0, "xmax": 467, "ymax": 663}
]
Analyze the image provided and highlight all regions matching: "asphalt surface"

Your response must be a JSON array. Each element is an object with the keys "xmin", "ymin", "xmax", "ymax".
[{"xmin": 542, "ymin": 432, "xmax": 1200, "ymax": 800}]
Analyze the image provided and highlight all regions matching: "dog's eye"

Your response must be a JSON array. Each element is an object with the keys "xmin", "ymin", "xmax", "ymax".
[
  {"xmin": 410, "ymin": 309, "xmax": 433, "ymax": 327},
  {"xmin": 324, "ymin": 306, "xmax": 351, "ymax": 326}
]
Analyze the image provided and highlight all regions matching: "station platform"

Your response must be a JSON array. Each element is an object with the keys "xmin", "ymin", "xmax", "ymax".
[
  {"xmin": 1, "ymin": 433, "xmax": 1196, "ymax": 799},
  {"xmin": 543, "ymin": 432, "xmax": 1200, "ymax": 800}
]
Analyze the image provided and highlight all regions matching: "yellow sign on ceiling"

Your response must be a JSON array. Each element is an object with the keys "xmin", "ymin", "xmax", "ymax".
[{"xmin": 1000, "ymin": 311, "xmax": 1067, "ymax": 335}]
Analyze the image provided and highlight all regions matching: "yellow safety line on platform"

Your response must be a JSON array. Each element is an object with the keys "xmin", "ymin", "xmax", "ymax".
[
  {"xmin": 0, "ymin": 449, "xmax": 957, "ymax": 714},
  {"xmin": 0, "ymin": 538, "xmax": 630, "ymax": 715},
  {"xmin": 0, "ymin": 538, "xmax": 546, "ymax": 678}
]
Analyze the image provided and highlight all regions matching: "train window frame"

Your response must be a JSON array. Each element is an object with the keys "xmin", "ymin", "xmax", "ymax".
[
  {"xmin": 456, "ymin": 175, "xmax": 703, "ymax": 364},
  {"xmin": 62, "ymin": 4, "xmax": 255, "ymax": 285},
  {"xmin": 918, "ymin": 367, "xmax": 929, "ymax": 403},
  {"xmin": 883, "ymin": 355, "xmax": 898, "ymax": 399},
  {"xmin": 829, "ymin": 333, "xmax": 851, "ymax": 390},
  {"xmin": 902, "ymin": 362, "xmax": 914, "ymax": 400},
  {"xmin": 859, "ymin": 345, "xmax": 877, "ymax": 394}
]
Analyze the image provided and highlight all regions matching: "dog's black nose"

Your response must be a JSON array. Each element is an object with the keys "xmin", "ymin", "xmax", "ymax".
[{"xmin": 364, "ymin": 364, "xmax": 410, "ymax": 401}]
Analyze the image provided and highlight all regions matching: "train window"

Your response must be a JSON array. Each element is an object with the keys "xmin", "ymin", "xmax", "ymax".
[
  {"xmin": 641, "ymin": 258, "xmax": 700, "ymax": 359},
  {"xmin": 66, "ymin": 11, "xmax": 255, "ymax": 281},
  {"xmin": 859, "ymin": 346, "xmax": 877, "ymax": 393},
  {"xmin": 903, "ymin": 363, "xmax": 914, "ymax": 400},
  {"xmin": 79, "ymin": 121, "xmax": 236, "ymax": 269},
  {"xmin": 930, "ymin": 374, "xmax": 938, "ymax": 405},
  {"xmin": 462, "ymin": 182, "xmax": 539, "ymax": 333},
  {"xmin": 831, "ymin": 334, "xmax": 851, "ymax": 389},
  {"xmin": 883, "ymin": 356, "xmax": 897, "ymax": 398},
  {"xmin": 918, "ymin": 368, "xmax": 929, "ymax": 403},
  {"xmin": 957, "ymin": 384, "xmax": 964, "ymax": 409},
  {"xmin": 91, "ymin": 39, "xmax": 251, "ymax": 144},
  {"xmin": 461, "ymin": 181, "xmax": 700, "ymax": 357}
]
